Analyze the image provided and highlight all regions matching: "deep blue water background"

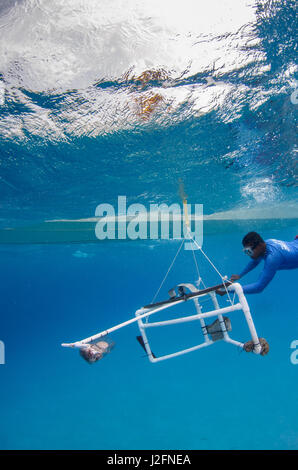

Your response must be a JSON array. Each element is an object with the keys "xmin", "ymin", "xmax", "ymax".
[{"xmin": 0, "ymin": 0, "xmax": 297, "ymax": 450}]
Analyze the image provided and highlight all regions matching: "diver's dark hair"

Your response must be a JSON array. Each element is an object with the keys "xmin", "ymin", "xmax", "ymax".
[{"xmin": 242, "ymin": 232, "xmax": 264, "ymax": 248}]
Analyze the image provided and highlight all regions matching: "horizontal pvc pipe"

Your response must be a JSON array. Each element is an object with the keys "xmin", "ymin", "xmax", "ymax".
[
  {"xmin": 142, "ymin": 303, "xmax": 242, "ymax": 328},
  {"xmin": 150, "ymin": 340, "xmax": 212, "ymax": 363},
  {"xmin": 151, "ymin": 337, "xmax": 244, "ymax": 363},
  {"xmin": 224, "ymin": 337, "xmax": 244, "ymax": 348}
]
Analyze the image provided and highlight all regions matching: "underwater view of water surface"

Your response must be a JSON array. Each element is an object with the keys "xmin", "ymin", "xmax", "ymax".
[{"xmin": 0, "ymin": 0, "xmax": 297, "ymax": 451}]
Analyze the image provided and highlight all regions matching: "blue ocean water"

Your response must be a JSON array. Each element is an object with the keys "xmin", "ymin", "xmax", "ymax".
[{"xmin": 0, "ymin": 0, "xmax": 297, "ymax": 450}]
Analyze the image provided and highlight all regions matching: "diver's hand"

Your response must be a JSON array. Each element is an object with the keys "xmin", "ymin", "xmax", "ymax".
[
  {"xmin": 230, "ymin": 274, "xmax": 240, "ymax": 281},
  {"xmin": 216, "ymin": 289, "xmax": 227, "ymax": 296}
]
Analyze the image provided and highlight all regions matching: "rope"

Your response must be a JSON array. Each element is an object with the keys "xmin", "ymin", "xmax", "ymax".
[
  {"xmin": 150, "ymin": 236, "xmax": 186, "ymax": 306},
  {"xmin": 149, "ymin": 195, "xmax": 234, "ymax": 308},
  {"xmin": 190, "ymin": 236, "xmax": 206, "ymax": 289},
  {"xmin": 186, "ymin": 229, "xmax": 234, "ymax": 305}
]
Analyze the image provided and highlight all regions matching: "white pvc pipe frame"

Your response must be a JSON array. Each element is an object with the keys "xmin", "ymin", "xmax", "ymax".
[{"xmin": 61, "ymin": 283, "xmax": 262, "ymax": 359}]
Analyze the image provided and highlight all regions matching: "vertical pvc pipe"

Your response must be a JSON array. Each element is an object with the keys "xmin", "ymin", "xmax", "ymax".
[
  {"xmin": 229, "ymin": 283, "xmax": 262, "ymax": 354},
  {"xmin": 135, "ymin": 310, "xmax": 156, "ymax": 362},
  {"xmin": 193, "ymin": 298, "xmax": 211, "ymax": 344},
  {"xmin": 210, "ymin": 291, "xmax": 230, "ymax": 340}
]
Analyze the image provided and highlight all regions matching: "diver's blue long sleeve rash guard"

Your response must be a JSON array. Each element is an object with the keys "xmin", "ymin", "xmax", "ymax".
[{"xmin": 240, "ymin": 238, "xmax": 298, "ymax": 294}]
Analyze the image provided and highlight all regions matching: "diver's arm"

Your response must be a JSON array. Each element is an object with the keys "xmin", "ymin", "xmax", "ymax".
[
  {"xmin": 239, "ymin": 257, "xmax": 262, "ymax": 278},
  {"xmin": 242, "ymin": 260, "xmax": 277, "ymax": 294},
  {"xmin": 218, "ymin": 258, "xmax": 262, "ymax": 296}
]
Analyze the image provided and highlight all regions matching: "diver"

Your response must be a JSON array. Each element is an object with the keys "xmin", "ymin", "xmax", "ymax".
[{"xmin": 217, "ymin": 232, "xmax": 298, "ymax": 295}]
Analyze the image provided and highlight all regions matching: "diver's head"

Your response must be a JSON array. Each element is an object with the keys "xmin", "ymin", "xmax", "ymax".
[{"xmin": 242, "ymin": 232, "xmax": 266, "ymax": 259}]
